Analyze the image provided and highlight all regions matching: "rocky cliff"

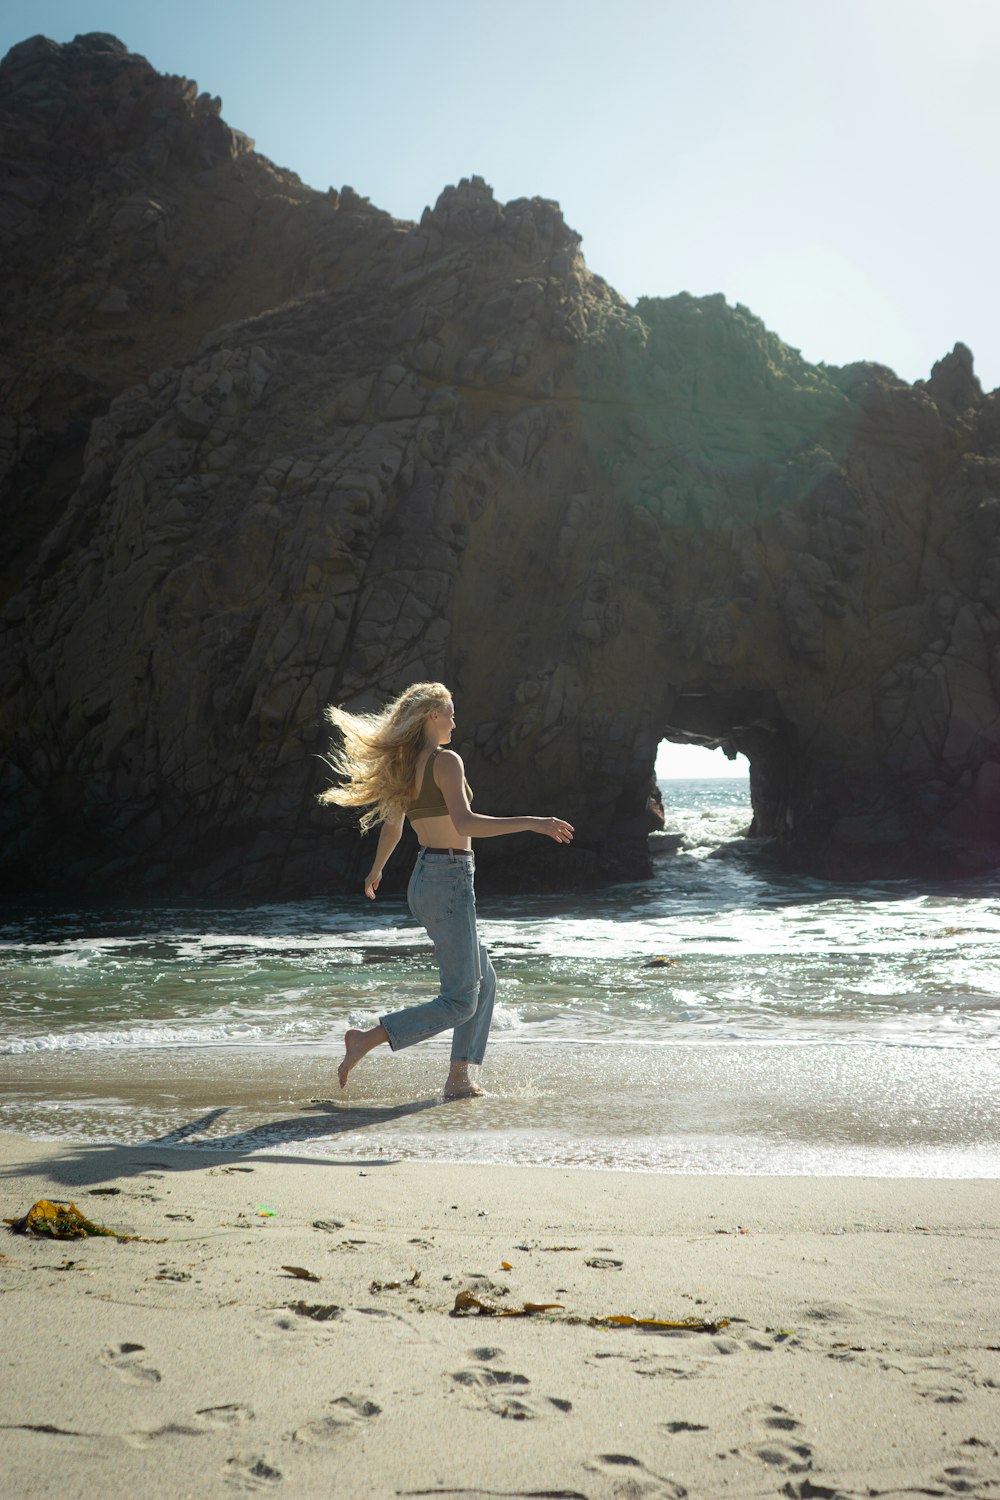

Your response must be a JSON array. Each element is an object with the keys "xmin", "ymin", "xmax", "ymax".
[{"xmin": 2, "ymin": 32, "xmax": 999, "ymax": 897}]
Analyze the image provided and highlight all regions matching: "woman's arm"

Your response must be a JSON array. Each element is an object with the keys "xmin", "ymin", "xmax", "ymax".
[
  {"xmin": 365, "ymin": 814, "xmax": 404, "ymax": 898},
  {"xmin": 435, "ymin": 751, "xmax": 574, "ymax": 843}
]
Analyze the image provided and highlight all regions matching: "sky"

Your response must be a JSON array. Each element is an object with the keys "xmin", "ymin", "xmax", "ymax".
[
  {"xmin": 655, "ymin": 744, "xmax": 749, "ymax": 780},
  {"xmin": 3, "ymin": 1, "xmax": 994, "ymax": 781}
]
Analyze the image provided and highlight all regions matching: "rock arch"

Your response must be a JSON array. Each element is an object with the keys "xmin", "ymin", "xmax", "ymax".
[{"xmin": 1, "ymin": 37, "xmax": 998, "ymax": 895}]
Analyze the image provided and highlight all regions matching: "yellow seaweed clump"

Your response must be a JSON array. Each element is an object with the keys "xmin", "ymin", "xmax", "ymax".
[
  {"xmin": 6, "ymin": 1198, "xmax": 165, "ymax": 1243},
  {"xmin": 5, "ymin": 1198, "xmax": 118, "ymax": 1239}
]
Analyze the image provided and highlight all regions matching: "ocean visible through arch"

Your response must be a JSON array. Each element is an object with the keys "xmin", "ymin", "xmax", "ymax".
[{"xmin": 2, "ymin": 777, "xmax": 998, "ymax": 1177}]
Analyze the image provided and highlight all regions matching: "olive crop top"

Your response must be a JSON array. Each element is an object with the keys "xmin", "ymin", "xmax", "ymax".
[{"xmin": 407, "ymin": 752, "xmax": 472, "ymax": 822}]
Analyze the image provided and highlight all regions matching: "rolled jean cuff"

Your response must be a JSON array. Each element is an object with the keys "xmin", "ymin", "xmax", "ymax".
[{"xmin": 380, "ymin": 1013, "xmax": 403, "ymax": 1052}]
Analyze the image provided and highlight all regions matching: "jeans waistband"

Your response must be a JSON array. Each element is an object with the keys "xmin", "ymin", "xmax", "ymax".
[{"xmin": 418, "ymin": 847, "xmax": 473, "ymax": 858}]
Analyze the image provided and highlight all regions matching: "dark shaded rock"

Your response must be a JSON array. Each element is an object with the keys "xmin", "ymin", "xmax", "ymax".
[
  {"xmin": 1, "ymin": 34, "xmax": 999, "ymax": 896},
  {"xmin": 0, "ymin": 30, "xmax": 402, "ymax": 606}
]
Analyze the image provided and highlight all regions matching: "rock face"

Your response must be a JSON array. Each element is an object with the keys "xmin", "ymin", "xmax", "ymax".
[{"xmin": 2, "ymin": 33, "xmax": 999, "ymax": 897}]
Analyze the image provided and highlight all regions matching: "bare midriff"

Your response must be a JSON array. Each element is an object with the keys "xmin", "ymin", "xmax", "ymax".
[{"xmin": 408, "ymin": 810, "xmax": 471, "ymax": 852}]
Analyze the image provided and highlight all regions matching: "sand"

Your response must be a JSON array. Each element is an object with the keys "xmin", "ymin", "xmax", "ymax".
[{"xmin": 1, "ymin": 1130, "xmax": 998, "ymax": 1500}]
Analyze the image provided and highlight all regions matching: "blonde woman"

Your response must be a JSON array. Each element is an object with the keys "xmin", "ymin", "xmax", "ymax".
[{"xmin": 320, "ymin": 682, "xmax": 574, "ymax": 1098}]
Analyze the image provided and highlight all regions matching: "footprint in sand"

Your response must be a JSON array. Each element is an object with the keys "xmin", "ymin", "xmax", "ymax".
[
  {"xmin": 450, "ymin": 1365, "xmax": 571, "ymax": 1421},
  {"xmin": 760, "ymin": 1405, "xmax": 802, "ymax": 1433},
  {"xmin": 293, "ymin": 1394, "xmax": 381, "ymax": 1444},
  {"xmin": 708, "ymin": 1335, "xmax": 741, "ymax": 1356},
  {"xmin": 779, "ymin": 1484, "xmax": 846, "ymax": 1500},
  {"xmin": 196, "ymin": 1404, "xmax": 255, "ymax": 1429},
  {"xmin": 584, "ymin": 1452, "xmax": 686, "ymax": 1498},
  {"xmin": 754, "ymin": 1439, "xmax": 813, "ymax": 1473},
  {"xmin": 796, "ymin": 1301, "xmax": 856, "ymax": 1324},
  {"xmin": 99, "ymin": 1343, "xmax": 161, "ymax": 1384},
  {"xmin": 750, "ymin": 1405, "xmax": 812, "ymax": 1474},
  {"xmin": 451, "ymin": 1367, "xmax": 530, "ymax": 1390},
  {"xmin": 485, "ymin": 1393, "xmax": 571, "ymax": 1421},
  {"xmin": 935, "ymin": 1444, "xmax": 1000, "ymax": 1497},
  {"xmin": 123, "ymin": 1422, "xmax": 204, "ymax": 1449},
  {"xmin": 255, "ymin": 1304, "xmax": 343, "ymax": 1339},
  {"xmin": 588, "ymin": 1352, "xmax": 705, "ymax": 1382},
  {"xmin": 918, "ymin": 1383, "xmax": 967, "ymax": 1404},
  {"xmin": 222, "ymin": 1454, "xmax": 282, "ymax": 1490}
]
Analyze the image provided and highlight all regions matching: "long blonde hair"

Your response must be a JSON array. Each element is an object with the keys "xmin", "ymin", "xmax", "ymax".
[{"xmin": 318, "ymin": 681, "xmax": 452, "ymax": 832}]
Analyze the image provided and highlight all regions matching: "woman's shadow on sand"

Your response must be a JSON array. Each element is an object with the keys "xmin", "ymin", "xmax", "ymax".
[{"xmin": 0, "ymin": 1095, "xmax": 454, "ymax": 1189}]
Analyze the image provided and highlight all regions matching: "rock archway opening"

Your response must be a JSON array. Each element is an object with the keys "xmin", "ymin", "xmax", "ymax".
[
  {"xmin": 653, "ymin": 734, "xmax": 752, "ymax": 858},
  {"xmin": 654, "ymin": 690, "xmax": 799, "ymax": 847}
]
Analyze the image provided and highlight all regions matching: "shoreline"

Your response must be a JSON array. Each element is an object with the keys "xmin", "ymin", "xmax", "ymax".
[
  {"xmin": 2, "ymin": 1130, "xmax": 999, "ymax": 1499},
  {"xmin": 2, "ymin": 1035, "xmax": 998, "ymax": 1178}
]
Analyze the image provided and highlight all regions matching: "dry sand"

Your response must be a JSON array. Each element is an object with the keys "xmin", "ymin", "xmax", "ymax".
[{"xmin": 1, "ymin": 1130, "xmax": 998, "ymax": 1499}]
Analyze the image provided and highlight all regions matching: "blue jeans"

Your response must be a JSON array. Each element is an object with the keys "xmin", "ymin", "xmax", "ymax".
[{"xmin": 380, "ymin": 849, "xmax": 496, "ymax": 1065}]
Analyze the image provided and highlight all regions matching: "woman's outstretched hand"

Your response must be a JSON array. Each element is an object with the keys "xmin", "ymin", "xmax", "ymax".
[
  {"xmin": 537, "ymin": 817, "xmax": 574, "ymax": 843},
  {"xmin": 364, "ymin": 869, "xmax": 382, "ymax": 899}
]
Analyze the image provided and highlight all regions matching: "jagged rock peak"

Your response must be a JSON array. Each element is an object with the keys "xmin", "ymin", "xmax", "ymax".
[
  {"xmin": 0, "ymin": 29, "xmax": 255, "ymax": 186},
  {"xmin": 422, "ymin": 175, "xmax": 503, "ymax": 234},
  {"xmin": 420, "ymin": 174, "xmax": 583, "ymax": 259},
  {"xmin": 1, "ymin": 31, "xmax": 129, "ymax": 70},
  {"xmin": 923, "ymin": 341, "xmax": 983, "ymax": 413}
]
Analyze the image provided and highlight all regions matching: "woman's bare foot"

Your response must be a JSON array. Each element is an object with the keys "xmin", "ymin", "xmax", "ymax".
[
  {"xmin": 338, "ymin": 1024, "xmax": 388, "ymax": 1088},
  {"xmin": 444, "ymin": 1065, "xmax": 485, "ymax": 1100}
]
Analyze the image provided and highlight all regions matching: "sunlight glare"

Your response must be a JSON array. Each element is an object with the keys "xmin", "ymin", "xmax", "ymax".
[{"xmin": 656, "ymin": 742, "xmax": 750, "ymax": 780}]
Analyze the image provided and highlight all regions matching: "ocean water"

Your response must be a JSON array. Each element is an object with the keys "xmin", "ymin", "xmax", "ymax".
[{"xmin": 1, "ymin": 778, "xmax": 998, "ymax": 1176}]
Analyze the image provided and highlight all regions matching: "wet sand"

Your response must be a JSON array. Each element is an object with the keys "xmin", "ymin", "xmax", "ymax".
[
  {"xmin": 1, "ymin": 1130, "xmax": 998, "ymax": 1499},
  {"xmin": 3, "ymin": 1038, "xmax": 998, "ymax": 1176}
]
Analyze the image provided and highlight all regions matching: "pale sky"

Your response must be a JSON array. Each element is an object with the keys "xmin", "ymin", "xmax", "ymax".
[
  {"xmin": 655, "ymin": 744, "xmax": 749, "ymax": 780},
  {"xmin": 4, "ymin": 1, "xmax": 994, "ymax": 780}
]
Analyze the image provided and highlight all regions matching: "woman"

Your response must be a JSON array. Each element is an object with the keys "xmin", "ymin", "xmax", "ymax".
[{"xmin": 319, "ymin": 681, "xmax": 574, "ymax": 1098}]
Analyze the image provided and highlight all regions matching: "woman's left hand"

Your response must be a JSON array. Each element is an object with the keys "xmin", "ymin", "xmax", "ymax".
[
  {"xmin": 364, "ymin": 869, "xmax": 382, "ymax": 899},
  {"xmin": 536, "ymin": 817, "xmax": 574, "ymax": 843}
]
